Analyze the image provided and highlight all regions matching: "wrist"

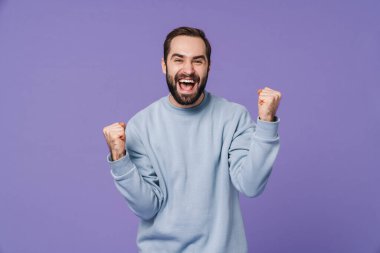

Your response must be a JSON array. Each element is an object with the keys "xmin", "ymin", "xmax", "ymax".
[
  {"xmin": 111, "ymin": 150, "xmax": 126, "ymax": 161},
  {"xmin": 259, "ymin": 115, "xmax": 275, "ymax": 122}
]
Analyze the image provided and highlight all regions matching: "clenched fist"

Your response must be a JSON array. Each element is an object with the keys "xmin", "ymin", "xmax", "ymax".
[
  {"xmin": 103, "ymin": 122, "xmax": 127, "ymax": 161},
  {"xmin": 257, "ymin": 87, "xmax": 282, "ymax": 122}
]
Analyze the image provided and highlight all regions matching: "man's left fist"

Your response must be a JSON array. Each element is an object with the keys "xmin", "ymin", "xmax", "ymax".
[{"xmin": 257, "ymin": 87, "xmax": 282, "ymax": 122}]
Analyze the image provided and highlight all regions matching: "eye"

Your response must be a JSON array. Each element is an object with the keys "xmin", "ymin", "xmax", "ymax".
[
  {"xmin": 193, "ymin": 60, "xmax": 204, "ymax": 64},
  {"xmin": 174, "ymin": 59, "xmax": 183, "ymax": 62}
]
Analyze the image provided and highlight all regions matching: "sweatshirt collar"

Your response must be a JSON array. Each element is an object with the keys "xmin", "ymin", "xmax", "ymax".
[{"xmin": 163, "ymin": 90, "xmax": 210, "ymax": 115}]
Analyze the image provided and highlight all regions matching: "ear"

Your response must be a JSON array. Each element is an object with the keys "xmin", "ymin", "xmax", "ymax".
[{"xmin": 161, "ymin": 58, "xmax": 166, "ymax": 74}]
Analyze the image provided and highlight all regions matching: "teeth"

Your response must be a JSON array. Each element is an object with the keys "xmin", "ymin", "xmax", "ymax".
[{"xmin": 179, "ymin": 79, "xmax": 194, "ymax": 83}]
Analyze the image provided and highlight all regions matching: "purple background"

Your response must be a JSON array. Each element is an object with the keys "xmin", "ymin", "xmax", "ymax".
[{"xmin": 0, "ymin": 0, "xmax": 379, "ymax": 252}]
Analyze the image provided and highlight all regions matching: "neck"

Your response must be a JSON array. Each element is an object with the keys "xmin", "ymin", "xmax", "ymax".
[{"xmin": 169, "ymin": 92, "xmax": 205, "ymax": 109}]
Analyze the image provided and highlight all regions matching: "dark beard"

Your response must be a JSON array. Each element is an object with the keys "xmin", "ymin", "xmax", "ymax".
[{"xmin": 165, "ymin": 68, "xmax": 208, "ymax": 106}]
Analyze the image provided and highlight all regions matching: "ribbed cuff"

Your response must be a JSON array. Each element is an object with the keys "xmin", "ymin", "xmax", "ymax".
[
  {"xmin": 106, "ymin": 153, "xmax": 136, "ymax": 180},
  {"xmin": 255, "ymin": 116, "xmax": 280, "ymax": 139}
]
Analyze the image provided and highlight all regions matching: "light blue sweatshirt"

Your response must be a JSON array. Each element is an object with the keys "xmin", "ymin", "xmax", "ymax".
[{"xmin": 107, "ymin": 90, "xmax": 280, "ymax": 253}]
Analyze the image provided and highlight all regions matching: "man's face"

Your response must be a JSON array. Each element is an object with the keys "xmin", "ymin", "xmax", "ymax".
[{"xmin": 162, "ymin": 36, "xmax": 210, "ymax": 106}]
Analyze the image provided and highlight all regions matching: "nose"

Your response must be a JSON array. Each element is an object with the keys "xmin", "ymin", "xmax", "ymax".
[{"xmin": 182, "ymin": 60, "xmax": 195, "ymax": 75}]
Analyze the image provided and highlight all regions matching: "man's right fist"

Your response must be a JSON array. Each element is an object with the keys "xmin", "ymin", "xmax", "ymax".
[{"xmin": 103, "ymin": 122, "xmax": 127, "ymax": 161}]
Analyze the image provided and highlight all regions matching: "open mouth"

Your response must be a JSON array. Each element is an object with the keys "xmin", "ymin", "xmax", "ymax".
[{"xmin": 177, "ymin": 79, "xmax": 197, "ymax": 93}]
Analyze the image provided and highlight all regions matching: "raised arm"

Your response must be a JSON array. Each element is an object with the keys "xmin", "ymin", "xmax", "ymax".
[
  {"xmin": 228, "ymin": 109, "xmax": 280, "ymax": 197},
  {"xmin": 229, "ymin": 87, "xmax": 282, "ymax": 197},
  {"xmin": 103, "ymin": 122, "xmax": 164, "ymax": 220}
]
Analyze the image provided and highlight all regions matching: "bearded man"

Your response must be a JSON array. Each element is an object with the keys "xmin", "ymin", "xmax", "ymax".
[{"xmin": 103, "ymin": 26, "xmax": 282, "ymax": 253}]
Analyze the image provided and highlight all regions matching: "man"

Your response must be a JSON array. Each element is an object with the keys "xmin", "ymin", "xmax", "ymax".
[{"xmin": 103, "ymin": 26, "xmax": 281, "ymax": 253}]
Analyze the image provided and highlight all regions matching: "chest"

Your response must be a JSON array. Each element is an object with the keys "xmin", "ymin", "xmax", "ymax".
[{"xmin": 142, "ymin": 114, "xmax": 233, "ymax": 180}]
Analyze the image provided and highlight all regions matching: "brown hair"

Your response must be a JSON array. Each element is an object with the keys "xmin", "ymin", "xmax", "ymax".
[{"xmin": 163, "ymin": 26, "xmax": 211, "ymax": 66}]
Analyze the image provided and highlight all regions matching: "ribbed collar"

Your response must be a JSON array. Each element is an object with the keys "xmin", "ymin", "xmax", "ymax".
[{"xmin": 162, "ymin": 90, "xmax": 211, "ymax": 115}]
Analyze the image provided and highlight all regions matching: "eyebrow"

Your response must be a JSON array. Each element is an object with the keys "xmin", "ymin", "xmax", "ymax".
[{"xmin": 171, "ymin": 53, "xmax": 206, "ymax": 61}]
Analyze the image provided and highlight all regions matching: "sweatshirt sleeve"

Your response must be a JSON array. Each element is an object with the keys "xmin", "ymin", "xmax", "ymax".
[
  {"xmin": 106, "ymin": 122, "xmax": 164, "ymax": 220},
  {"xmin": 228, "ymin": 107, "xmax": 280, "ymax": 198}
]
